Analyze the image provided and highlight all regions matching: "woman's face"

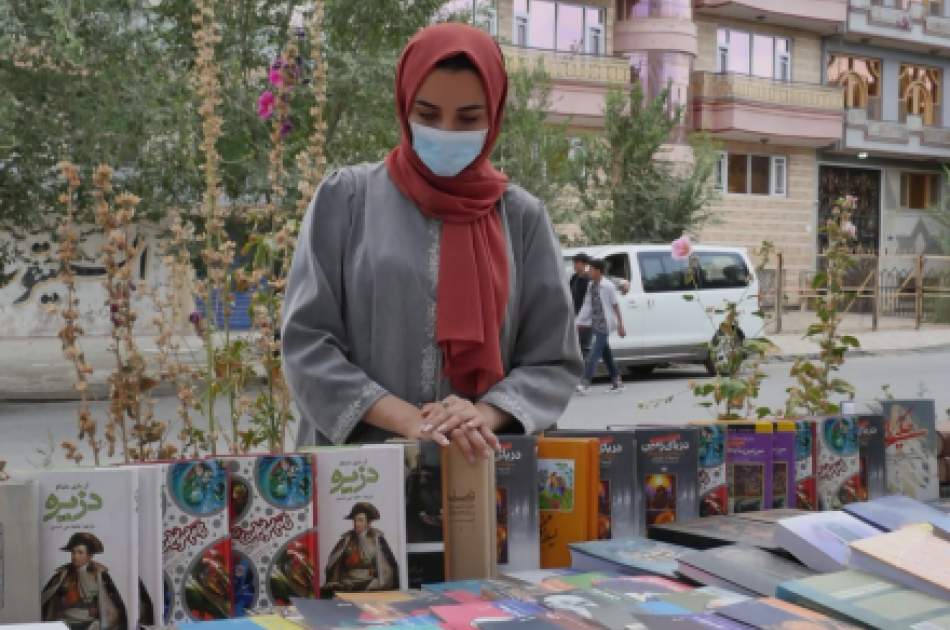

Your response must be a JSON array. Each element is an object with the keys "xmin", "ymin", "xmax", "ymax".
[{"xmin": 410, "ymin": 68, "xmax": 489, "ymax": 132}]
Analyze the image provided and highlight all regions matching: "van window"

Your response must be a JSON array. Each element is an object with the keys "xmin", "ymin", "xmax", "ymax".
[
  {"xmin": 603, "ymin": 253, "xmax": 631, "ymax": 282},
  {"xmin": 697, "ymin": 252, "xmax": 750, "ymax": 289},
  {"xmin": 638, "ymin": 252, "xmax": 692, "ymax": 292}
]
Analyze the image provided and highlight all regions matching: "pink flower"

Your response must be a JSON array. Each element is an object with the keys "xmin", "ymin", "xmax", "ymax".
[
  {"xmin": 671, "ymin": 234, "xmax": 694, "ymax": 261},
  {"xmin": 268, "ymin": 67, "xmax": 283, "ymax": 87},
  {"xmin": 257, "ymin": 91, "xmax": 275, "ymax": 120},
  {"xmin": 842, "ymin": 221, "xmax": 858, "ymax": 240},
  {"xmin": 843, "ymin": 195, "xmax": 858, "ymax": 210}
]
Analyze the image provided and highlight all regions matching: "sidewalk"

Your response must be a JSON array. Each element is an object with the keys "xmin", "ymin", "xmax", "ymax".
[{"xmin": 2, "ymin": 326, "xmax": 950, "ymax": 401}]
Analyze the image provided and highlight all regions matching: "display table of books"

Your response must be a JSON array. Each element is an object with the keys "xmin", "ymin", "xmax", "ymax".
[{"xmin": 2, "ymin": 399, "xmax": 950, "ymax": 630}]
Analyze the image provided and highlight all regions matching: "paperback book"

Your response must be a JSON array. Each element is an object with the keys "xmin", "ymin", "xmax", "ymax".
[
  {"xmin": 715, "ymin": 598, "xmax": 858, "ymax": 629},
  {"xmin": 691, "ymin": 422, "xmax": 727, "ymax": 518},
  {"xmin": 848, "ymin": 524, "xmax": 950, "ymax": 601},
  {"xmin": 773, "ymin": 510, "xmax": 880, "ymax": 573},
  {"xmin": 676, "ymin": 544, "xmax": 813, "ymax": 598},
  {"xmin": 844, "ymin": 494, "xmax": 950, "ymax": 532},
  {"xmin": 648, "ymin": 515, "xmax": 782, "ymax": 552},
  {"xmin": 882, "ymin": 399, "xmax": 940, "ymax": 500},
  {"xmin": 772, "ymin": 421, "xmax": 797, "ymax": 509},
  {"xmin": 128, "ymin": 464, "xmax": 163, "ymax": 628},
  {"xmin": 634, "ymin": 427, "xmax": 699, "ymax": 530},
  {"xmin": 816, "ymin": 416, "xmax": 861, "ymax": 510},
  {"xmin": 494, "ymin": 436, "xmax": 540, "ymax": 572},
  {"xmin": 794, "ymin": 420, "xmax": 819, "ymax": 511},
  {"xmin": 568, "ymin": 538, "xmax": 689, "ymax": 579},
  {"xmin": 403, "ymin": 441, "xmax": 444, "ymax": 588},
  {"xmin": 725, "ymin": 422, "xmax": 773, "ymax": 514},
  {"xmin": 855, "ymin": 414, "xmax": 886, "ymax": 501},
  {"xmin": 442, "ymin": 441, "xmax": 496, "ymax": 581},
  {"xmin": 0, "ymin": 480, "xmax": 40, "ymax": 624}
]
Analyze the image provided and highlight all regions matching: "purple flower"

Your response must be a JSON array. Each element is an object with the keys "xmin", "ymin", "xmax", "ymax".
[
  {"xmin": 280, "ymin": 118, "xmax": 294, "ymax": 138},
  {"xmin": 268, "ymin": 67, "xmax": 283, "ymax": 87},
  {"xmin": 257, "ymin": 91, "xmax": 275, "ymax": 120},
  {"xmin": 189, "ymin": 311, "xmax": 202, "ymax": 325}
]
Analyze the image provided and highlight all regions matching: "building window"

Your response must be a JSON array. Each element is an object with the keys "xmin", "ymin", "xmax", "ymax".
[
  {"xmin": 617, "ymin": 0, "xmax": 691, "ymax": 20},
  {"xmin": 772, "ymin": 156, "xmax": 787, "ymax": 196},
  {"xmin": 901, "ymin": 172, "xmax": 940, "ymax": 209},
  {"xmin": 721, "ymin": 153, "xmax": 788, "ymax": 196},
  {"xmin": 714, "ymin": 152, "xmax": 726, "ymax": 192},
  {"xmin": 827, "ymin": 54, "xmax": 882, "ymax": 120},
  {"xmin": 515, "ymin": 0, "xmax": 529, "ymax": 46},
  {"xmin": 585, "ymin": 7, "xmax": 604, "ymax": 55},
  {"xmin": 900, "ymin": 64, "xmax": 941, "ymax": 126},
  {"xmin": 515, "ymin": 0, "xmax": 606, "ymax": 54},
  {"xmin": 716, "ymin": 28, "xmax": 790, "ymax": 81}
]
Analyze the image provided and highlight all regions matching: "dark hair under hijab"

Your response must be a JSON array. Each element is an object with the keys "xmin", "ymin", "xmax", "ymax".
[{"xmin": 434, "ymin": 52, "xmax": 479, "ymax": 72}]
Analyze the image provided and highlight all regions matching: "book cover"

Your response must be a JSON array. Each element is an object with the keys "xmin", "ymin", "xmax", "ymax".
[
  {"xmin": 442, "ymin": 441, "xmax": 497, "ymax": 581},
  {"xmin": 495, "ymin": 436, "xmax": 540, "ymax": 572},
  {"xmin": 882, "ymin": 399, "xmax": 940, "ymax": 501},
  {"xmin": 536, "ymin": 438, "xmax": 600, "ymax": 569},
  {"xmin": 725, "ymin": 422, "xmax": 773, "ymax": 514},
  {"xmin": 537, "ymin": 572, "xmax": 615, "ymax": 592},
  {"xmin": 431, "ymin": 601, "xmax": 514, "ymax": 630},
  {"xmin": 568, "ymin": 538, "xmax": 689, "ymax": 579},
  {"xmin": 545, "ymin": 430, "xmax": 638, "ymax": 539},
  {"xmin": 732, "ymin": 509, "xmax": 809, "ymax": 524},
  {"xmin": 855, "ymin": 414, "xmax": 886, "ymax": 501},
  {"xmin": 403, "ymin": 440, "xmax": 445, "ymax": 588},
  {"xmin": 715, "ymin": 598, "xmax": 860, "ymax": 629},
  {"xmin": 628, "ymin": 613, "xmax": 748, "ymax": 629},
  {"xmin": 535, "ymin": 586, "xmax": 645, "ymax": 630},
  {"xmin": 0, "ymin": 481, "xmax": 40, "ymax": 624},
  {"xmin": 38, "ymin": 468, "xmax": 140, "ymax": 630},
  {"xmin": 648, "ymin": 515, "xmax": 781, "ymax": 552},
  {"xmin": 127, "ymin": 465, "xmax": 163, "ymax": 629},
  {"xmin": 845, "ymin": 494, "xmax": 950, "ymax": 532},
  {"xmin": 630, "ymin": 586, "xmax": 749, "ymax": 616},
  {"xmin": 772, "ymin": 421, "xmax": 797, "ymax": 509},
  {"xmin": 222, "ymin": 455, "xmax": 317, "ymax": 615},
  {"xmin": 676, "ymin": 544, "xmax": 813, "ymax": 598},
  {"xmin": 162, "ymin": 460, "xmax": 231, "ymax": 624},
  {"xmin": 777, "ymin": 569, "xmax": 950, "ymax": 630},
  {"xmin": 691, "ymin": 422, "xmax": 727, "ymax": 518},
  {"xmin": 773, "ymin": 511, "xmax": 879, "ymax": 573},
  {"xmin": 587, "ymin": 575, "xmax": 692, "ymax": 600},
  {"xmin": 848, "ymin": 524, "xmax": 950, "ymax": 601},
  {"xmin": 316, "ymin": 444, "xmax": 408, "ymax": 596},
  {"xmin": 816, "ymin": 416, "xmax": 861, "ymax": 510},
  {"xmin": 794, "ymin": 420, "xmax": 819, "ymax": 511},
  {"xmin": 634, "ymin": 428, "xmax": 699, "ymax": 531}
]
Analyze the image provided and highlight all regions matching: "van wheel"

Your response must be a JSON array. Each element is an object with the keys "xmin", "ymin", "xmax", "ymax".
[
  {"xmin": 627, "ymin": 365, "xmax": 655, "ymax": 378},
  {"xmin": 704, "ymin": 330, "xmax": 745, "ymax": 376}
]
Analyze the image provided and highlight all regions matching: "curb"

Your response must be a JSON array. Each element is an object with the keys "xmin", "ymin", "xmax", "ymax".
[{"xmin": 766, "ymin": 343, "xmax": 950, "ymax": 364}]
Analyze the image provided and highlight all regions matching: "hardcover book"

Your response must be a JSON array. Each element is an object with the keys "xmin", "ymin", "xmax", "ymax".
[
  {"xmin": 844, "ymin": 494, "xmax": 950, "ymax": 532},
  {"xmin": 777, "ymin": 569, "xmax": 950, "ymax": 630},
  {"xmin": 37, "ymin": 468, "xmax": 140, "ymax": 630},
  {"xmin": 634, "ymin": 427, "xmax": 699, "ymax": 530},
  {"xmin": 794, "ymin": 420, "xmax": 819, "ymax": 511},
  {"xmin": 568, "ymin": 538, "xmax": 689, "ymax": 579},
  {"xmin": 816, "ymin": 416, "xmax": 861, "ymax": 510},
  {"xmin": 162, "ymin": 460, "xmax": 231, "ymax": 624},
  {"xmin": 725, "ymin": 422, "xmax": 773, "ymax": 514},
  {"xmin": 773, "ymin": 511, "xmax": 879, "ymax": 573},
  {"xmin": 627, "ymin": 613, "xmax": 747, "ymax": 629},
  {"xmin": 315, "ymin": 444, "xmax": 408, "ymax": 596},
  {"xmin": 855, "ymin": 414, "xmax": 886, "ymax": 501},
  {"xmin": 772, "ymin": 421, "xmax": 797, "ymax": 509},
  {"xmin": 648, "ymin": 514, "xmax": 782, "ymax": 552},
  {"xmin": 676, "ymin": 544, "xmax": 813, "ymax": 598},
  {"xmin": 848, "ymin": 524, "xmax": 950, "ymax": 601},
  {"xmin": 128, "ymin": 465, "xmax": 163, "ymax": 628},
  {"xmin": 691, "ymin": 422, "xmax": 727, "ymax": 518},
  {"xmin": 536, "ymin": 437, "xmax": 600, "ymax": 569},
  {"xmin": 442, "ymin": 441, "xmax": 497, "ymax": 581},
  {"xmin": 495, "ymin": 436, "xmax": 540, "ymax": 572},
  {"xmin": 715, "ymin": 598, "xmax": 860, "ymax": 629},
  {"xmin": 882, "ymin": 399, "xmax": 940, "ymax": 501},
  {"xmin": 403, "ymin": 440, "xmax": 445, "ymax": 588},
  {"xmin": 222, "ymin": 455, "xmax": 317, "ymax": 615},
  {"xmin": 545, "ymin": 430, "xmax": 638, "ymax": 539},
  {"xmin": 0, "ymin": 481, "xmax": 40, "ymax": 624}
]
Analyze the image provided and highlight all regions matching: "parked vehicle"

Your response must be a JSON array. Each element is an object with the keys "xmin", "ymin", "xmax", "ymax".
[{"xmin": 563, "ymin": 243, "xmax": 764, "ymax": 376}]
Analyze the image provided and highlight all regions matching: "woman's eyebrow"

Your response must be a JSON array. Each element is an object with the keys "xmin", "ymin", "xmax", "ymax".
[
  {"xmin": 457, "ymin": 104, "xmax": 485, "ymax": 112},
  {"xmin": 414, "ymin": 98, "xmax": 440, "ymax": 109}
]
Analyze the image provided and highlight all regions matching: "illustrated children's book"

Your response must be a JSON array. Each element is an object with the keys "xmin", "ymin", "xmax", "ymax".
[
  {"xmin": 882, "ymin": 400, "xmax": 940, "ymax": 501},
  {"xmin": 494, "ymin": 436, "xmax": 540, "ymax": 572},
  {"xmin": 0, "ymin": 480, "xmax": 40, "ymax": 624}
]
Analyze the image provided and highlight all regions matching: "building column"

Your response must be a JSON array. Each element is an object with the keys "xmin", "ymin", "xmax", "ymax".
[{"xmin": 882, "ymin": 58, "xmax": 900, "ymax": 122}]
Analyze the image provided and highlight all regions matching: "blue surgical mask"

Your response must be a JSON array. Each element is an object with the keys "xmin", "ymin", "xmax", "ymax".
[{"xmin": 410, "ymin": 121, "xmax": 488, "ymax": 177}]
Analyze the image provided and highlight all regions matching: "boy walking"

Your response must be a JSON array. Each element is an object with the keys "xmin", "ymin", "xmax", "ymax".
[{"xmin": 575, "ymin": 259, "xmax": 625, "ymax": 394}]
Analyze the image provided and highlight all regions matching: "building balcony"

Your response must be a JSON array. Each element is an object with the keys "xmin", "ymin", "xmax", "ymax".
[
  {"xmin": 841, "ymin": 107, "xmax": 950, "ymax": 158},
  {"xmin": 848, "ymin": 0, "xmax": 950, "ymax": 52},
  {"xmin": 690, "ymin": 71, "xmax": 844, "ymax": 146},
  {"xmin": 693, "ymin": 0, "xmax": 847, "ymax": 35}
]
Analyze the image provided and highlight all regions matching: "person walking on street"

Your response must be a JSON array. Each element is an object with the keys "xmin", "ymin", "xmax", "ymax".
[
  {"xmin": 575, "ymin": 259, "xmax": 625, "ymax": 394},
  {"xmin": 569, "ymin": 253, "xmax": 592, "ymax": 356}
]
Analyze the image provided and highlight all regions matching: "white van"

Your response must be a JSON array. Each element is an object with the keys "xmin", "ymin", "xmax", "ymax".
[{"xmin": 563, "ymin": 244, "xmax": 765, "ymax": 376}]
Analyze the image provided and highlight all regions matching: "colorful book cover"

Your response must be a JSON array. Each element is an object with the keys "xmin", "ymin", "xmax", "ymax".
[
  {"xmin": 691, "ymin": 422, "xmax": 727, "ymax": 518},
  {"xmin": 716, "ymin": 597, "xmax": 858, "ymax": 629},
  {"xmin": 37, "ymin": 468, "xmax": 140, "ymax": 630},
  {"xmin": 316, "ymin": 444, "xmax": 408, "ymax": 596},
  {"xmin": 535, "ymin": 586, "xmax": 646, "ymax": 630},
  {"xmin": 882, "ymin": 399, "xmax": 940, "ymax": 501},
  {"xmin": 495, "ymin": 436, "xmax": 540, "ymax": 572},
  {"xmin": 816, "ymin": 416, "xmax": 861, "ymax": 510},
  {"xmin": 536, "ymin": 437, "xmax": 600, "ymax": 569},
  {"xmin": 403, "ymin": 440, "xmax": 445, "ymax": 588},
  {"xmin": 128, "ymin": 465, "xmax": 163, "ymax": 629},
  {"xmin": 725, "ymin": 422, "xmax": 773, "ymax": 514},
  {"xmin": 0, "ymin": 480, "xmax": 40, "ymax": 624},
  {"xmin": 589, "ymin": 575, "xmax": 692, "ymax": 600},
  {"xmin": 856, "ymin": 414, "xmax": 886, "ymax": 501},
  {"xmin": 632, "ymin": 586, "xmax": 749, "ymax": 616},
  {"xmin": 222, "ymin": 455, "xmax": 317, "ymax": 615},
  {"xmin": 568, "ymin": 537, "xmax": 689, "ymax": 579},
  {"xmin": 162, "ymin": 460, "xmax": 232, "ymax": 624},
  {"xmin": 772, "ymin": 421, "xmax": 797, "ymax": 509},
  {"xmin": 794, "ymin": 420, "xmax": 819, "ymax": 511},
  {"xmin": 634, "ymin": 427, "xmax": 699, "ymax": 530},
  {"xmin": 628, "ymin": 613, "xmax": 748, "ymax": 629}
]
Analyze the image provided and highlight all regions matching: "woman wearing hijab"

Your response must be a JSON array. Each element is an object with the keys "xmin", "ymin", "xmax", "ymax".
[{"xmin": 282, "ymin": 23, "xmax": 582, "ymax": 461}]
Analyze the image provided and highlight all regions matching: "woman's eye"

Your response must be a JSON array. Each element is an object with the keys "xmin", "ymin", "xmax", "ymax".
[
  {"xmin": 419, "ymin": 112, "xmax": 439, "ymax": 122},
  {"xmin": 459, "ymin": 117, "xmax": 480, "ymax": 125}
]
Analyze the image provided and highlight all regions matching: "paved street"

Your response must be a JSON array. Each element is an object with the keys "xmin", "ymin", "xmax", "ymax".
[{"xmin": 2, "ymin": 347, "xmax": 948, "ymax": 472}]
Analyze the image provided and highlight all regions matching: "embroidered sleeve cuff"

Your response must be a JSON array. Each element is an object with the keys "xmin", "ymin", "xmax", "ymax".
[
  {"xmin": 331, "ymin": 382, "xmax": 389, "ymax": 445},
  {"xmin": 479, "ymin": 389, "xmax": 534, "ymax": 435}
]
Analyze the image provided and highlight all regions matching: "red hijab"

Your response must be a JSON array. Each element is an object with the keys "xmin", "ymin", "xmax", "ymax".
[{"xmin": 385, "ymin": 23, "xmax": 509, "ymax": 399}]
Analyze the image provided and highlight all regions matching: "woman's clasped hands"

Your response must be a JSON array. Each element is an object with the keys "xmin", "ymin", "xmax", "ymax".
[{"xmin": 418, "ymin": 395, "xmax": 503, "ymax": 464}]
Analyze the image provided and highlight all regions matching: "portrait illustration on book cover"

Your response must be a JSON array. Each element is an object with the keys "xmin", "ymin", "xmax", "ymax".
[
  {"xmin": 41, "ymin": 532, "xmax": 128, "ymax": 630},
  {"xmin": 322, "ymin": 502, "xmax": 398, "ymax": 596}
]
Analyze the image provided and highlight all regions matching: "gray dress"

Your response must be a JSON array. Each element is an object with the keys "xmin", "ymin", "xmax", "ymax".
[{"xmin": 281, "ymin": 161, "xmax": 583, "ymax": 446}]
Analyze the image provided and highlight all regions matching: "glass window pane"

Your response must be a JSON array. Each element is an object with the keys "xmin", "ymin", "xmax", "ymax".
[
  {"xmin": 728, "ymin": 30, "xmax": 750, "ymax": 74},
  {"xmin": 750, "ymin": 155, "xmax": 770, "ymax": 194},
  {"xmin": 638, "ymin": 253, "xmax": 690, "ymax": 293},
  {"xmin": 697, "ymin": 253, "xmax": 750, "ymax": 289},
  {"xmin": 586, "ymin": 7, "xmax": 603, "ymax": 26},
  {"xmin": 718, "ymin": 27, "xmax": 728, "ymax": 46},
  {"xmin": 752, "ymin": 35, "xmax": 773, "ymax": 78},
  {"xmin": 775, "ymin": 38, "xmax": 789, "ymax": 55},
  {"xmin": 515, "ymin": 0, "xmax": 528, "ymax": 12},
  {"xmin": 557, "ymin": 4, "xmax": 584, "ymax": 52},
  {"xmin": 728, "ymin": 153, "xmax": 749, "ymax": 194},
  {"xmin": 529, "ymin": 0, "xmax": 555, "ymax": 49}
]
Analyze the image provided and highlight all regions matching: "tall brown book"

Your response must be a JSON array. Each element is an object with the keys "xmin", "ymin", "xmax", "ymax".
[{"xmin": 441, "ymin": 441, "xmax": 497, "ymax": 580}]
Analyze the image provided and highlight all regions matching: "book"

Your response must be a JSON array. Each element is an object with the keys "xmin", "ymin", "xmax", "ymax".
[
  {"xmin": 431, "ymin": 601, "xmax": 514, "ymax": 630},
  {"xmin": 777, "ymin": 569, "xmax": 950, "ymax": 630},
  {"xmin": 128, "ymin": 465, "xmax": 163, "ymax": 629},
  {"xmin": 162, "ymin": 460, "xmax": 232, "ymax": 624},
  {"xmin": 816, "ymin": 416, "xmax": 861, "ymax": 510},
  {"xmin": 442, "ymin": 440, "xmax": 497, "ymax": 581},
  {"xmin": 855, "ymin": 414, "xmax": 886, "ymax": 501},
  {"xmin": 794, "ymin": 420, "xmax": 819, "ymax": 511},
  {"xmin": 634, "ymin": 427, "xmax": 699, "ymax": 530},
  {"xmin": 715, "ymin": 598, "xmax": 861, "ymax": 629},
  {"xmin": 37, "ymin": 468, "xmax": 140, "ymax": 630},
  {"xmin": 628, "ymin": 613, "xmax": 748, "ymax": 629},
  {"xmin": 222, "ymin": 455, "xmax": 318, "ymax": 615},
  {"xmin": 403, "ymin": 440, "xmax": 445, "ymax": 588},
  {"xmin": 676, "ymin": 544, "xmax": 813, "ymax": 598},
  {"xmin": 568, "ymin": 538, "xmax": 689, "ymax": 579},
  {"xmin": 545, "ymin": 430, "xmax": 638, "ymax": 539},
  {"xmin": 691, "ymin": 422, "xmax": 727, "ymax": 518},
  {"xmin": 536, "ymin": 437, "xmax": 600, "ymax": 569},
  {"xmin": 315, "ymin": 444, "xmax": 408, "ymax": 596},
  {"xmin": 494, "ymin": 436, "xmax": 540, "ymax": 572},
  {"xmin": 774, "ymin": 510, "xmax": 880, "ymax": 573},
  {"xmin": 882, "ymin": 399, "xmax": 941, "ymax": 501},
  {"xmin": 629, "ymin": 585, "xmax": 749, "ymax": 616},
  {"xmin": 773, "ymin": 420, "xmax": 797, "ymax": 509},
  {"xmin": 848, "ymin": 524, "xmax": 950, "ymax": 601},
  {"xmin": 291, "ymin": 597, "xmax": 377, "ymax": 630},
  {"xmin": 0, "ymin": 480, "xmax": 40, "ymax": 624},
  {"xmin": 725, "ymin": 421, "xmax": 773, "ymax": 514},
  {"xmin": 844, "ymin": 494, "xmax": 950, "ymax": 532},
  {"xmin": 586, "ymin": 575, "xmax": 692, "ymax": 600},
  {"xmin": 407, "ymin": 551, "xmax": 445, "ymax": 591},
  {"xmin": 534, "ymin": 586, "xmax": 648, "ymax": 630},
  {"xmin": 648, "ymin": 514, "xmax": 783, "ymax": 552},
  {"xmin": 732, "ymin": 508, "xmax": 810, "ymax": 524}
]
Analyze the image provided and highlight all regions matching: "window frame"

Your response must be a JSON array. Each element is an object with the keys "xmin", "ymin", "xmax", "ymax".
[
  {"xmin": 719, "ymin": 152, "xmax": 789, "ymax": 197},
  {"xmin": 513, "ymin": 1, "xmax": 606, "ymax": 54},
  {"xmin": 716, "ymin": 27, "xmax": 791, "ymax": 82},
  {"xmin": 637, "ymin": 251, "xmax": 693, "ymax": 293},
  {"xmin": 900, "ymin": 171, "xmax": 941, "ymax": 210}
]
